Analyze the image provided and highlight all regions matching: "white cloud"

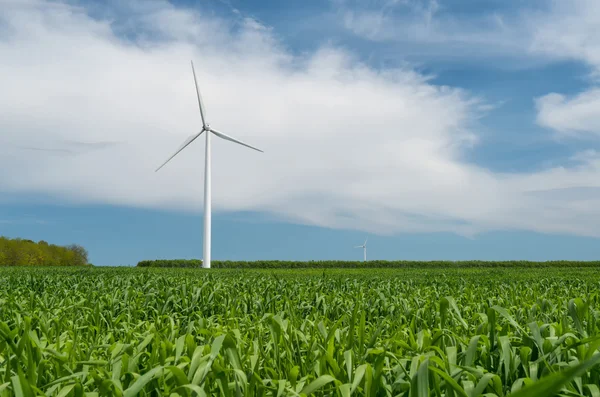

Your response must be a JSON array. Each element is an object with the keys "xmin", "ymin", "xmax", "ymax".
[
  {"xmin": 536, "ymin": 90, "xmax": 600, "ymax": 137},
  {"xmin": 337, "ymin": 0, "xmax": 600, "ymax": 143},
  {"xmin": 529, "ymin": 0, "xmax": 600, "ymax": 137},
  {"xmin": 2, "ymin": 0, "xmax": 600, "ymax": 238},
  {"xmin": 334, "ymin": 0, "xmax": 600, "ymax": 70},
  {"xmin": 527, "ymin": 0, "xmax": 600, "ymax": 69},
  {"xmin": 333, "ymin": 0, "xmax": 536, "ymax": 64}
]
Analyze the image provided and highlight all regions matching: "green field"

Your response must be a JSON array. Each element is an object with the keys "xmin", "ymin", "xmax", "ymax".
[{"xmin": 1, "ymin": 267, "xmax": 600, "ymax": 396}]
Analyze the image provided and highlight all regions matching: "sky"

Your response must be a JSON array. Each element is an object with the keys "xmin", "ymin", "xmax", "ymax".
[{"xmin": 2, "ymin": 0, "xmax": 600, "ymax": 265}]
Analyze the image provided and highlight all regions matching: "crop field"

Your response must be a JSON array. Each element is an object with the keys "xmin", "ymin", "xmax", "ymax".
[{"xmin": 0, "ymin": 267, "xmax": 600, "ymax": 396}]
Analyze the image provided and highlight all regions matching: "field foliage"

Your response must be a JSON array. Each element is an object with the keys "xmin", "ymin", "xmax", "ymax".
[
  {"xmin": 137, "ymin": 259, "xmax": 600, "ymax": 268},
  {"xmin": 0, "ymin": 267, "xmax": 599, "ymax": 396}
]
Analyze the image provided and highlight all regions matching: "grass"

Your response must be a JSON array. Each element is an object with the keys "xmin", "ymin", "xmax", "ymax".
[{"xmin": 0, "ymin": 266, "xmax": 599, "ymax": 396}]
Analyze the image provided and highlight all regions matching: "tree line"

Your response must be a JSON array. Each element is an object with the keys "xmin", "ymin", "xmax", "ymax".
[
  {"xmin": 136, "ymin": 259, "xmax": 600, "ymax": 268},
  {"xmin": 0, "ymin": 236, "xmax": 90, "ymax": 266}
]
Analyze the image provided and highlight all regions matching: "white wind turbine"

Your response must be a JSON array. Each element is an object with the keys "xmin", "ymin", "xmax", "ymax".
[
  {"xmin": 354, "ymin": 237, "xmax": 368, "ymax": 261},
  {"xmin": 155, "ymin": 61, "xmax": 263, "ymax": 269}
]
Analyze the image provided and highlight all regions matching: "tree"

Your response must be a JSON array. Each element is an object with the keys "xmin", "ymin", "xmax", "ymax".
[
  {"xmin": 67, "ymin": 244, "xmax": 89, "ymax": 266},
  {"xmin": 0, "ymin": 236, "xmax": 90, "ymax": 266}
]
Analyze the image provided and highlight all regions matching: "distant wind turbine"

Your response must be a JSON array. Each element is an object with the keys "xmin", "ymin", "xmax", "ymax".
[
  {"xmin": 354, "ymin": 237, "xmax": 368, "ymax": 261},
  {"xmin": 155, "ymin": 61, "xmax": 263, "ymax": 269}
]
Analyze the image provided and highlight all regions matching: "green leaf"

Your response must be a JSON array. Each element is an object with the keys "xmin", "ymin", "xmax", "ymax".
[
  {"xmin": 175, "ymin": 384, "xmax": 208, "ymax": 397},
  {"xmin": 175, "ymin": 335, "xmax": 186, "ymax": 362},
  {"xmin": 585, "ymin": 384, "xmax": 600, "ymax": 397},
  {"xmin": 12, "ymin": 372, "xmax": 33, "ymax": 397},
  {"xmin": 300, "ymin": 375, "xmax": 336, "ymax": 395},
  {"xmin": 57, "ymin": 384, "xmax": 76, "ymax": 397},
  {"xmin": 43, "ymin": 372, "xmax": 86, "ymax": 389},
  {"xmin": 166, "ymin": 366, "xmax": 189, "ymax": 387},
  {"xmin": 339, "ymin": 383, "xmax": 351, "ymax": 397},
  {"xmin": 472, "ymin": 373, "xmax": 498, "ymax": 397},
  {"xmin": 429, "ymin": 367, "xmax": 468, "ymax": 397},
  {"xmin": 11, "ymin": 376, "xmax": 25, "ymax": 397},
  {"xmin": 277, "ymin": 380, "xmax": 286, "ymax": 397},
  {"xmin": 441, "ymin": 297, "xmax": 468, "ymax": 329},
  {"xmin": 123, "ymin": 367, "xmax": 164, "ymax": 397},
  {"xmin": 492, "ymin": 306, "xmax": 525, "ymax": 333},
  {"xmin": 465, "ymin": 335, "xmax": 481, "ymax": 367},
  {"xmin": 351, "ymin": 364, "xmax": 368, "ymax": 394},
  {"xmin": 509, "ymin": 354, "xmax": 600, "ymax": 397},
  {"xmin": 412, "ymin": 358, "xmax": 429, "ymax": 397},
  {"xmin": 344, "ymin": 350, "xmax": 353, "ymax": 383}
]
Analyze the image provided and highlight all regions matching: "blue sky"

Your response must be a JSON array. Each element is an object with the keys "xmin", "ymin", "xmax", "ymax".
[{"xmin": 2, "ymin": 0, "xmax": 600, "ymax": 265}]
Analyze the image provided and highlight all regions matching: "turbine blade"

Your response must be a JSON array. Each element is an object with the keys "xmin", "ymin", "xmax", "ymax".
[
  {"xmin": 155, "ymin": 130, "xmax": 204, "ymax": 172},
  {"xmin": 364, "ymin": 237, "xmax": 368, "ymax": 246},
  {"xmin": 209, "ymin": 128, "xmax": 263, "ymax": 153},
  {"xmin": 354, "ymin": 246, "xmax": 362, "ymax": 248},
  {"xmin": 191, "ymin": 61, "xmax": 208, "ymax": 127}
]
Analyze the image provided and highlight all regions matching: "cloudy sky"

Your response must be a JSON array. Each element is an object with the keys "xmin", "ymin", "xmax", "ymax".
[{"xmin": 2, "ymin": 0, "xmax": 600, "ymax": 265}]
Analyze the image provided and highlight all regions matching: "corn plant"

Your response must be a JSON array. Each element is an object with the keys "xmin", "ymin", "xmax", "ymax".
[{"xmin": 0, "ymin": 267, "xmax": 599, "ymax": 396}]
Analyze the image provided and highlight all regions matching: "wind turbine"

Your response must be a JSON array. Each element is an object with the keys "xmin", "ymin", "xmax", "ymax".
[
  {"xmin": 354, "ymin": 237, "xmax": 368, "ymax": 261},
  {"xmin": 155, "ymin": 61, "xmax": 263, "ymax": 269}
]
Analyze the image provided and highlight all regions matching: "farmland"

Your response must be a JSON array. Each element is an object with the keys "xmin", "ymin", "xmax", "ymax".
[{"xmin": 1, "ymin": 267, "xmax": 599, "ymax": 396}]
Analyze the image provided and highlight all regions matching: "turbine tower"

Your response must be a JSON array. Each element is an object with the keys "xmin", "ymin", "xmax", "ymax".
[
  {"xmin": 354, "ymin": 237, "xmax": 368, "ymax": 261},
  {"xmin": 156, "ymin": 61, "xmax": 263, "ymax": 269}
]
